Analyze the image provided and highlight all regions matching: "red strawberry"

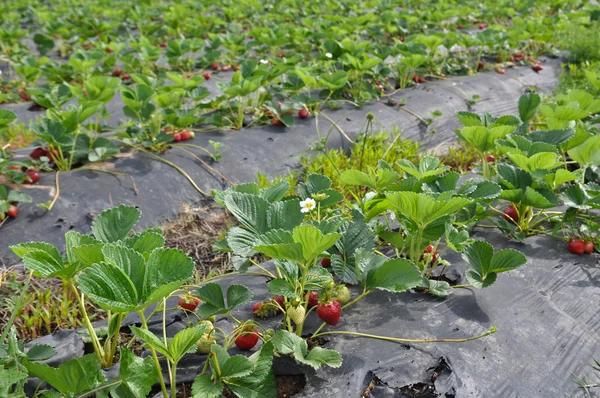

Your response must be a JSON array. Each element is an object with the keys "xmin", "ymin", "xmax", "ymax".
[
  {"xmin": 232, "ymin": 65, "xmax": 240, "ymax": 71},
  {"xmin": 252, "ymin": 302, "xmax": 270, "ymax": 318},
  {"xmin": 8, "ymin": 165, "xmax": 21, "ymax": 170},
  {"xmin": 212, "ymin": 62, "xmax": 219, "ymax": 70},
  {"xmin": 298, "ymin": 108, "xmax": 309, "ymax": 119},
  {"xmin": 583, "ymin": 241, "xmax": 594, "ymax": 254},
  {"xmin": 495, "ymin": 66, "xmax": 506, "ymax": 75},
  {"xmin": 273, "ymin": 295, "xmax": 285, "ymax": 308},
  {"xmin": 412, "ymin": 75, "xmax": 420, "ymax": 83},
  {"xmin": 321, "ymin": 258, "xmax": 331, "ymax": 268},
  {"xmin": 178, "ymin": 296, "xmax": 200, "ymax": 311},
  {"xmin": 532, "ymin": 63, "xmax": 543, "ymax": 72},
  {"xmin": 423, "ymin": 244, "xmax": 438, "ymax": 263},
  {"xmin": 173, "ymin": 133, "xmax": 182, "ymax": 142},
  {"xmin": 317, "ymin": 300, "xmax": 341, "ymax": 326},
  {"xmin": 307, "ymin": 291, "xmax": 319, "ymax": 308},
  {"xmin": 418, "ymin": 76, "xmax": 425, "ymax": 83},
  {"xmin": 180, "ymin": 130, "xmax": 191, "ymax": 141},
  {"xmin": 277, "ymin": 52, "xmax": 284, "ymax": 58},
  {"xmin": 568, "ymin": 239, "xmax": 585, "ymax": 255},
  {"xmin": 221, "ymin": 65, "xmax": 230, "ymax": 72},
  {"xmin": 235, "ymin": 329, "xmax": 259, "ymax": 350},
  {"xmin": 29, "ymin": 147, "xmax": 48, "ymax": 159},
  {"xmin": 160, "ymin": 41, "xmax": 167, "ymax": 48},
  {"xmin": 7, "ymin": 205, "xmax": 18, "ymax": 218},
  {"xmin": 479, "ymin": 23, "xmax": 488, "ymax": 29},
  {"xmin": 477, "ymin": 61, "xmax": 485, "ymax": 71},
  {"xmin": 272, "ymin": 119, "xmax": 282, "ymax": 126},
  {"xmin": 203, "ymin": 72, "xmax": 211, "ymax": 80},
  {"xmin": 486, "ymin": 154, "xmax": 495, "ymax": 163},
  {"xmin": 503, "ymin": 206, "xmax": 519, "ymax": 222},
  {"xmin": 24, "ymin": 169, "xmax": 40, "ymax": 184},
  {"xmin": 121, "ymin": 73, "xmax": 130, "ymax": 80},
  {"xmin": 112, "ymin": 69, "xmax": 122, "ymax": 77},
  {"xmin": 457, "ymin": 23, "xmax": 464, "ymax": 29}
]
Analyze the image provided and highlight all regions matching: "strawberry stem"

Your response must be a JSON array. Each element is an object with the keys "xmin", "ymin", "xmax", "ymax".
[{"xmin": 312, "ymin": 327, "xmax": 497, "ymax": 343}]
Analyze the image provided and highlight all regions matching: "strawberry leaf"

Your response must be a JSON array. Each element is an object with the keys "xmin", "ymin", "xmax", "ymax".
[{"xmin": 91, "ymin": 205, "xmax": 141, "ymax": 243}]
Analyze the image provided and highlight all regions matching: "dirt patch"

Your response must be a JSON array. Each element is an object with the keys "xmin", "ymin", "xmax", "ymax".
[
  {"xmin": 177, "ymin": 374, "xmax": 306, "ymax": 397},
  {"xmin": 161, "ymin": 201, "xmax": 235, "ymax": 280}
]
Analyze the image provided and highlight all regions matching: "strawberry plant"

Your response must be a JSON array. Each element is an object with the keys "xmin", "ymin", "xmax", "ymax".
[{"xmin": 0, "ymin": 185, "xmax": 32, "ymax": 226}]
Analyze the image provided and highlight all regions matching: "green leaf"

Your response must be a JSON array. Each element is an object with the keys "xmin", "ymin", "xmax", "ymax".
[
  {"xmin": 0, "ymin": 109, "xmax": 17, "ymax": 129},
  {"xmin": 21, "ymin": 251, "xmax": 64, "ymax": 278},
  {"xmin": 386, "ymin": 192, "xmax": 471, "ymax": 227},
  {"xmin": 91, "ymin": 205, "xmax": 141, "ymax": 243},
  {"xmin": 170, "ymin": 326, "xmax": 208, "ymax": 363},
  {"xmin": 366, "ymin": 258, "xmax": 422, "ymax": 292},
  {"xmin": 195, "ymin": 283, "xmax": 226, "ymax": 308},
  {"xmin": 297, "ymin": 174, "xmax": 332, "ymax": 198},
  {"xmin": 303, "ymin": 347, "xmax": 343, "ymax": 369},
  {"xmin": 77, "ymin": 262, "xmax": 139, "ymax": 312},
  {"xmin": 129, "ymin": 327, "xmax": 172, "ymax": 362},
  {"xmin": 292, "ymin": 225, "xmax": 341, "ymax": 263},
  {"xmin": 259, "ymin": 180, "xmax": 290, "ymax": 203},
  {"xmin": 267, "ymin": 278, "xmax": 298, "ymax": 298},
  {"xmin": 130, "ymin": 231, "xmax": 165, "ymax": 254},
  {"xmin": 24, "ymin": 354, "xmax": 103, "ymax": 395},
  {"xmin": 465, "ymin": 269, "xmax": 497, "ymax": 289},
  {"xmin": 226, "ymin": 227, "xmax": 258, "ymax": 257},
  {"xmin": 102, "ymin": 244, "xmax": 146, "ymax": 296},
  {"xmin": 64, "ymin": 231, "xmax": 98, "ymax": 264},
  {"xmin": 221, "ymin": 355, "xmax": 253, "ymax": 378},
  {"xmin": 267, "ymin": 198, "xmax": 304, "ymax": 231},
  {"xmin": 142, "ymin": 248, "xmax": 194, "ymax": 307},
  {"xmin": 6, "ymin": 189, "xmax": 32, "ymax": 203},
  {"xmin": 192, "ymin": 374, "xmax": 224, "ymax": 398},
  {"xmin": 228, "ymin": 341, "xmax": 276, "ymax": 397},
  {"xmin": 226, "ymin": 284, "xmax": 253, "ymax": 309},
  {"xmin": 462, "ymin": 241, "xmax": 493, "ymax": 275},
  {"xmin": 0, "ymin": 369, "xmax": 27, "ymax": 394},
  {"xmin": 272, "ymin": 330, "xmax": 341, "ymax": 370},
  {"xmin": 224, "ymin": 192, "xmax": 270, "ymax": 234},
  {"xmin": 568, "ymin": 134, "xmax": 600, "ymax": 168},
  {"xmin": 421, "ymin": 279, "xmax": 451, "ymax": 296},
  {"xmin": 10, "ymin": 242, "xmax": 62, "ymax": 264},
  {"xmin": 339, "ymin": 170, "xmax": 376, "ymax": 189},
  {"xmin": 488, "ymin": 249, "xmax": 527, "ymax": 273},
  {"xmin": 518, "ymin": 93, "xmax": 541, "ymax": 122},
  {"xmin": 109, "ymin": 349, "xmax": 156, "ymax": 398},
  {"xmin": 72, "ymin": 244, "xmax": 105, "ymax": 268},
  {"xmin": 26, "ymin": 344, "xmax": 56, "ymax": 361}
]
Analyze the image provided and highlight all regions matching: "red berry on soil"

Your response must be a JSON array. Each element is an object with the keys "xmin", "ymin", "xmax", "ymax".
[
  {"xmin": 479, "ymin": 23, "xmax": 488, "ymax": 29},
  {"xmin": 24, "ymin": 169, "xmax": 40, "ymax": 184},
  {"xmin": 503, "ymin": 206, "xmax": 519, "ymax": 222},
  {"xmin": 317, "ymin": 300, "xmax": 341, "ymax": 326},
  {"xmin": 221, "ymin": 65, "xmax": 230, "ymax": 72},
  {"xmin": 29, "ymin": 146, "xmax": 48, "ymax": 159},
  {"xmin": 232, "ymin": 65, "xmax": 240, "ymax": 71},
  {"xmin": 180, "ymin": 130, "xmax": 191, "ymax": 141},
  {"xmin": 457, "ymin": 23, "xmax": 464, "ymax": 29},
  {"xmin": 307, "ymin": 291, "xmax": 319, "ymax": 308},
  {"xmin": 423, "ymin": 244, "xmax": 438, "ymax": 263},
  {"xmin": 298, "ymin": 108, "xmax": 309, "ymax": 119},
  {"xmin": 477, "ymin": 61, "xmax": 485, "ymax": 71},
  {"xmin": 121, "ymin": 74, "xmax": 130, "ymax": 80},
  {"xmin": 486, "ymin": 154, "xmax": 495, "ymax": 163},
  {"xmin": 568, "ymin": 238, "xmax": 585, "ymax": 255},
  {"xmin": 532, "ymin": 63, "xmax": 543, "ymax": 72},
  {"xmin": 173, "ymin": 133, "xmax": 182, "ymax": 142},
  {"xmin": 272, "ymin": 295, "xmax": 285, "ymax": 311},
  {"xmin": 203, "ymin": 72, "xmax": 211, "ymax": 80},
  {"xmin": 583, "ymin": 241, "xmax": 594, "ymax": 254},
  {"xmin": 7, "ymin": 205, "xmax": 18, "ymax": 218},
  {"xmin": 321, "ymin": 258, "xmax": 331, "ymax": 268},
  {"xmin": 160, "ymin": 41, "xmax": 167, "ymax": 48},
  {"xmin": 252, "ymin": 301, "xmax": 264, "ymax": 315},
  {"xmin": 112, "ymin": 69, "xmax": 122, "ymax": 77},
  {"xmin": 235, "ymin": 329, "xmax": 259, "ymax": 350},
  {"xmin": 212, "ymin": 62, "xmax": 219, "ymax": 70},
  {"xmin": 178, "ymin": 296, "xmax": 200, "ymax": 311},
  {"xmin": 418, "ymin": 76, "xmax": 425, "ymax": 83},
  {"xmin": 412, "ymin": 75, "xmax": 420, "ymax": 83},
  {"xmin": 272, "ymin": 119, "xmax": 282, "ymax": 126}
]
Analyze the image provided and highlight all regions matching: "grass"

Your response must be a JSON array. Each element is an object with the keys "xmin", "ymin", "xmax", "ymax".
[{"xmin": 0, "ymin": 122, "xmax": 37, "ymax": 150}]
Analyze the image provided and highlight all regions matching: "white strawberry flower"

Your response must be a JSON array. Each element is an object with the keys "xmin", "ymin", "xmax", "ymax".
[
  {"xmin": 300, "ymin": 198, "xmax": 317, "ymax": 213},
  {"xmin": 259, "ymin": 59, "xmax": 269, "ymax": 64},
  {"xmin": 325, "ymin": 52, "xmax": 333, "ymax": 59}
]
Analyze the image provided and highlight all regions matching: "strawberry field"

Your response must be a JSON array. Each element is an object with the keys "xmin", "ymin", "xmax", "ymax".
[{"xmin": 1, "ymin": 1, "xmax": 599, "ymax": 397}]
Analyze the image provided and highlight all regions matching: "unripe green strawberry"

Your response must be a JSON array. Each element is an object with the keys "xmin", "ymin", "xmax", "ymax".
[
  {"xmin": 198, "ymin": 320, "xmax": 214, "ymax": 335},
  {"xmin": 205, "ymin": 315, "xmax": 216, "ymax": 322},
  {"xmin": 196, "ymin": 336, "xmax": 215, "ymax": 354},
  {"xmin": 333, "ymin": 285, "xmax": 350, "ymax": 303},
  {"xmin": 287, "ymin": 305, "xmax": 306, "ymax": 325}
]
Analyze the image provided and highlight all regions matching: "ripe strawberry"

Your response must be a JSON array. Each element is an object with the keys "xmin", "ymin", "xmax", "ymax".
[
  {"xmin": 221, "ymin": 65, "xmax": 230, "ymax": 72},
  {"xmin": 298, "ymin": 108, "xmax": 309, "ymax": 119},
  {"xmin": 583, "ymin": 241, "xmax": 594, "ymax": 254},
  {"xmin": 203, "ymin": 72, "xmax": 211, "ymax": 80},
  {"xmin": 8, "ymin": 165, "xmax": 21, "ymax": 170},
  {"xmin": 568, "ymin": 238, "xmax": 585, "ymax": 255},
  {"xmin": 486, "ymin": 154, "xmax": 495, "ymax": 163},
  {"xmin": 29, "ymin": 146, "xmax": 48, "ymax": 159},
  {"xmin": 532, "ymin": 63, "xmax": 543, "ymax": 72},
  {"xmin": 212, "ymin": 62, "xmax": 219, "ymax": 70},
  {"xmin": 514, "ymin": 53, "xmax": 525, "ymax": 61},
  {"xmin": 112, "ymin": 69, "xmax": 122, "ymax": 77},
  {"xmin": 321, "ymin": 258, "xmax": 331, "ymax": 268},
  {"xmin": 423, "ymin": 244, "xmax": 438, "ymax": 263},
  {"xmin": 503, "ymin": 206, "xmax": 519, "ymax": 222},
  {"xmin": 7, "ymin": 205, "xmax": 18, "ymax": 218},
  {"xmin": 252, "ymin": 301, "xmax": 271, "ymax": 318},
  {"xmin": 234, "ymin": 329, "xmax": 259, "ymax": 350},
  {"xmin": 479, "ymin": 23, "xmax": 488, "ymax": 29},
  {"xmin": 173, "ymin": 132, "xmax": 182, "ymax": 142},
  {"xmin": 180, "ymin": 130, "xmax": 191, "ymax": 141},
  {"xmin": 457, "ymin": 23, "xmax": 464, "ymax": 29},
  {"xmin": 272, "ymin": 119, "xmax": 282, "ymax": 126},
  {"xmin": 317, "ymin": 300, "xmax": 341, "ymax": 326},
  {"xmin": 273, "ymin": 295, "xmax": 284, "ymax": 307},
  {"xmin": 277, "ymin": 52, "xmax": 284, "ymax": 58},
  {"xmin": 307, "ymin": 291, "xmax": 319, "ymax": 308},
  {"xmin": 160, "ymin": 41, "xmax": 167, "ymax": 48},
  {"xmin": 232, "ymin": 65, "xmax": 240, "ymax": 71},
  {"xmin": 178, "ymin": 296, "xmax": 200, "ymax": 311},
  {"xmin": 333, "ymin": 285, "xmax": 350, "ymax": 303},
  {"xmin": 418, "ymin": 76, "xmax": 425, "ymax": 83},
  {"xmin": 477, "ymin": 61, "xmax": 485, "ymax": 71},
  {"xmin": 412, "ymin": 75, "xmax": 420, "ymax": 83},
  {"xmin": 24, "ymin": 169, "xmax": 40, "ymax": 184},
  {"xmin": 121, "ymin": 73, "xmax": 130, "ymax": 80},
  {"xmin": 287, "ymin": 305, "xmax": 306, "ymax": 325}
]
